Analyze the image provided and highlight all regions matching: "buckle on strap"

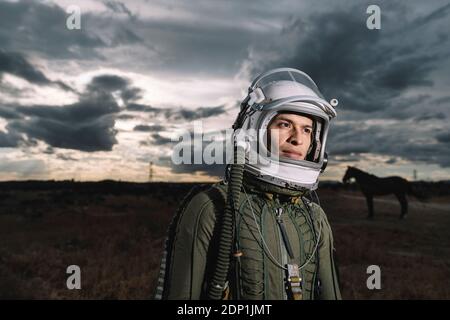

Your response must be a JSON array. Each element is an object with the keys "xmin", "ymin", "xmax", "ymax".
[{"xmin": 286, "ymin": 263, "xmax": 303, "ymax": 300}]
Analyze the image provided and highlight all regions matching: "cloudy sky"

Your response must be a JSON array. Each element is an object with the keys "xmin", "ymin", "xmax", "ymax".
[{"xmin": 1, "ymin": 0, "xmax": 450, "ymax": 182}]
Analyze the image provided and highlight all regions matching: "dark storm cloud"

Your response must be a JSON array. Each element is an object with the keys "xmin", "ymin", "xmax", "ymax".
[
  {"xmin": 436, "ymin": 132, "xmax": 450, "ymax": 144},
  {"xmin": 0, "ymin": 50, "xmax": 74, "ymax": 91},
  {"xmin": 0, "ymin": 1, "xmax": 144, "ymax": 61},
  {"xmin": 0, "ymin": 105, "xmax": 22, "ymax": 120},
  {"xmin": 248, "ymin": 2, "xmax": 449, "ymax": 115},
  {"xmin": 136, "ymin": 21, "xmax": 255, "ymax": 76},
  {"xmin": 103, "ymin": 0, "xmax": 134, "ymax": 19},
  {"xmin": 412, "ymin": 2, "xmax": 450, "ymax": 28},
  {"xmin": 327, "ymin": 123, "xmax": 450, "ymax": 167},
  {"xmin": 0, "ymin": 0, "xmax": 279, "ymax": 76},
  {"xmin": 88, "ymin": 74, "xmax": 130, "ymax": 91},
  {"xmin": 0, "ymin": 1, "xmax": 106, "ymax": 59},
  {"xmin": 113, "ymin": 0, "xmax": 283, "ymax": 76},
  {"xmin": 126, "ymin": 103, "xmax": 161, "ymax": 113},
  {"xmin": 378, "ymin": 94, "xmax": 432, "ymax": 120},
  {"xmin": 414, "ymin": 112, "xmax": 447, "ymax": 122},
  {"xmin": 0, "ymin": 50, "xmax": 50, "ymax": 84},
  {"xmin": 2, "ymin": 0, "xmax": 450, "ymax": 179},
  {"xmin": 116, "ymin": 113, "xmax": 136, "ymax": 120},
  {"xmin": 133, "ymin": 124, "xmax": 165, "ymax": 132},
  {"xmin": 433, "ymin": 96, "xmax": 450, "ymax": 105},
  {"xmin": 120, "ymin": 87, "xmax": 143, "ymax": 102},
  {"xmin": 242, "ymin": 2, "xmax": 450, "ymax": 169},
  {"xmin": 150, "ymin": 133, "xmax": 173, "ymax": 146},
  {"xmin": 0, "ymin": 73, "xmax": 145, "ymax": 151},
  {"xmin": 373, "ymin": 55, "xmax": 435, "ymax": 91},
  {"xmin": 7, "ymin": 95, "xmax": 119, "ymax": 152},
  {"xmin": 0, "ymin": 129, "xmax": 21, "ymax": 148},
  {"xmin": 12, "ymin": 89, "xmax": 120, "ymax": 123},
  {"xmin": 110, "ymin": 27, "xmax": 143, "ymax": 45},
  {"xmin": 126, "ymin": 103, "xmax": 226, "ymax": 121},
  {"xmin": 329, "ymin": 142, "xmax": 372, "ymax": 156},
  {"xmin": 87, "ymin": 74, "xmax": 142, "ymax": 102},
  {"xmin": 167, "ymin": 105, "xmax": 226, "ymax": 120}
]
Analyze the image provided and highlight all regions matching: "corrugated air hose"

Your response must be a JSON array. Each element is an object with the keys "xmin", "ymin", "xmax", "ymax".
[{"xmin": 207, "ymin": 143, "xmax": 245, "ymax": 299}]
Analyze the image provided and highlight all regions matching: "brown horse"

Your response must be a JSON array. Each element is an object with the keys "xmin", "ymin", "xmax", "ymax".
[{"xmin": 342, "ymin": 166, "xmax": 423, "ymax": 219}]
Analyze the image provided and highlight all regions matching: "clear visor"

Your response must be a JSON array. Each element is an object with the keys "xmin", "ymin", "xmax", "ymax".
[
  {"xmin": 251, "ymin": 68, "xmax": 326, "ymax": 100},
  {"xmin": 261, "ymin": 111, "xmax": 325, "ymax": 165}
]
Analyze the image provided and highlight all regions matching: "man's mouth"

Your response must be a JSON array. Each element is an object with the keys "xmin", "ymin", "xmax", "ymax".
[{"xmin": 281, "ymin": 150, "xmax": 303, "ymax": 160}]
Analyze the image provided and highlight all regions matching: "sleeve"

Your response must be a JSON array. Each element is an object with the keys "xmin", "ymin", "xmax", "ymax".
[
  {"xmin": 315, "ymin": 205, "xmax": 342, "ymax": 300},
  {"xmin": 163, "ymin": 191, "xmax": 217, "ymax": 300}
]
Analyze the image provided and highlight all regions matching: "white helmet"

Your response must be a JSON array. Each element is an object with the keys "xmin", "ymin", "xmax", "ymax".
[{"xmin": 232, "ymin": 68, "xmax": 338, "ymax": 190}]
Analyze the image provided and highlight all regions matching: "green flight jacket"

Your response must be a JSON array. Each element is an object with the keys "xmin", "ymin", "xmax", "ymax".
[{"xmin": 156, "ymin": 177, "xmax": 342, "ymax": 300}]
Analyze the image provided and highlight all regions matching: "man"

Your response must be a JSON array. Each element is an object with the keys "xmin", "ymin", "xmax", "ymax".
[
  {"xmin": 155, "ymin": 68, "xmax": 341, "ymax": 300},
  {"xmin": 267, "ymin": 112, "xmax": 314, "ymax": 161}
]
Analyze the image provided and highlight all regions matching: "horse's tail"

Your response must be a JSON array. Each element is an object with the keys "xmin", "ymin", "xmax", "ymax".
[{"xmin": 407, "ymin": 182, "xmax": 429, "ymax": 201}]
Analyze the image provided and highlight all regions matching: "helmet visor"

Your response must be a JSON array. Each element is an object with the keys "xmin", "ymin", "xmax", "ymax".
[
  {"xmin": 251, "ymin": 68, "xmax": 325, "ymax": 100},
  {"xmin": 260, "ymin": 110, "xmax": 325, "ymax": 166}
]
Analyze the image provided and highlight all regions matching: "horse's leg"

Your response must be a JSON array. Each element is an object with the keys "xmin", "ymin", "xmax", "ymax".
[
  {"xmin": 396, "ymin": 193, "xmax": 408, "ymax": 219},
  {"xmin": 365, "ymin": 194, "xmax": 374, "ymax": 219}
]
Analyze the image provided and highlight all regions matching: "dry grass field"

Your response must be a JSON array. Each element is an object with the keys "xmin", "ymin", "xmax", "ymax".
[{"xmin": 0, "ymin": 180, "xmax": 449, "ymax": 299}]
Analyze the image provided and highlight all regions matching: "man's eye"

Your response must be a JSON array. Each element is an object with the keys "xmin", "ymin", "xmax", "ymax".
[
  {"xmin": 304, "ymin": 128, "xmax": 312, "ymax": 134},
  {"xmin": 278, "ymin": 122, "xmax": 290, "ymax": 128}
]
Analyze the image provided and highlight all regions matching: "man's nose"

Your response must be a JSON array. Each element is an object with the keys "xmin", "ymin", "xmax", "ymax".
[{"xmin": 287, "ymin": 129, "xmax": 303, "ymax": 146}]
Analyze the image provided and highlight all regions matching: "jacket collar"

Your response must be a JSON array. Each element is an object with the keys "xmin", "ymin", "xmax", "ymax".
[{"xmin": 242, "ymin": 171, "xmax": 307, "ymax": 203}]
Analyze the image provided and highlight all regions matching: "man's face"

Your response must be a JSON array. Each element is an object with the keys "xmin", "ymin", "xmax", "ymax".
[{"xmin": 267, "ymin": 113, "xmax": 313, "ymax": 161}]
